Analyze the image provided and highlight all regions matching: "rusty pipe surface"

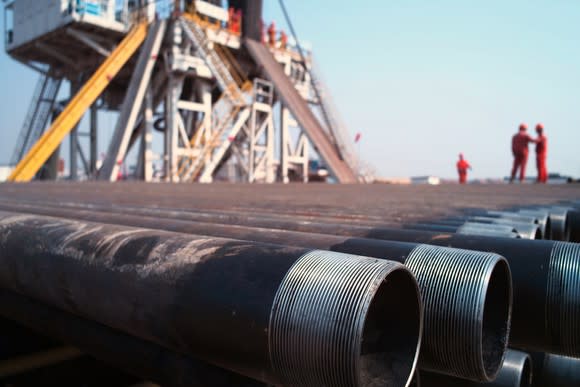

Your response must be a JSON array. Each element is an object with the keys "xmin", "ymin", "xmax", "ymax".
[
  {"xmin": 420, "ymin": 349, "xmax": 532, "ymax": 387},
  {"xmin": 0, "ymin": 211, "xmax": 422, "ymax": 387},
  {"xmin": 0, "ymin": 202, "xmax": 513, "ymax": 382}
]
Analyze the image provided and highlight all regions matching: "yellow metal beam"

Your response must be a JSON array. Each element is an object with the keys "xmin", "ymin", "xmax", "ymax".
[{"xmin": 9, "ymin": 23, "xmax": 149, "ymax": 182}]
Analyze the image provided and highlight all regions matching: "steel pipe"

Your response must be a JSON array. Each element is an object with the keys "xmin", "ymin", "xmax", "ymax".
[
  {"xmin": 403, "ymin": 223, "xmax": 521, "ymax": 238},
  {"xmin": 0, "ymin": 202, "xmax": 514, "ymax": 382},
  {"xmin": 0, "ymin": 211, "xmax": 422, "ymax": 387},
  {"xmin": 0, "ymin": 200, "xmax": 578, "ymax": 357},
  {"xmin": 568, "ymin": 210, "xmax": 580, "ymax": 243},
  {"xmin": 532, "ymin": 353, "xmax": 580, "ymax": 387},
  {"xmin": 408, "ymin": 221, "xmax": 541, "ymax": 240},
  {"xmin": 512, "ymin": 207, "xmax": 570, "ymax": 241},
  {"xmin": 442, "ymin": 215, "xmax": 544, "ymax": 238},
  {"xmin": 420, "ymin": 349, "xmax": 532, "ymax": 387},
  {"xmin": 494, "ymin": 210, "xmax": 552, "ymax": 240},
  {"xmin": 0, "ymin": 289, "xmax": 265, "ymax": 387}
]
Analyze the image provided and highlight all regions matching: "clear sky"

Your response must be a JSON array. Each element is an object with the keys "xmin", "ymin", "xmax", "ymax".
[{"xmin": 1, "ymin": 1, "xmax": 579, "ymax": 179}]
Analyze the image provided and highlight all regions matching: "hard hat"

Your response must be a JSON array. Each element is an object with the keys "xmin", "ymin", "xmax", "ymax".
[
  {"xmin": 536, "ymin": 123, "xmax": 544, "ymax": 131},
  {"xmin": 519, "ymin": 123, "xmax": 528, "ymax": 131}
]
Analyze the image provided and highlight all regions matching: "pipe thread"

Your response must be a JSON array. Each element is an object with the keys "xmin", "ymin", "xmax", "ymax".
[
  {"xmin": 405, "ymin": 245, "xmax": 511, "ymax": 382},
  {"xmin": 547, "ymin": 242, "xmax": 580, "ymax": 356},
  {"xmin": 269, "ymin": 250, "xmax": 420, "ymax": 387}
]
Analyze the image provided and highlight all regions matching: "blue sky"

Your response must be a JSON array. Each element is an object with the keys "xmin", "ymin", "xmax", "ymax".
[{"xmin": 1, "ymin": 1, "xmax": 579, "ymax": 179}]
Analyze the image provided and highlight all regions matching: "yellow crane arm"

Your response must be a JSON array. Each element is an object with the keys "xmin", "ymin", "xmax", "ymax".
[{"xmin": 8, "ymin": 22, "xmax": 149, "ymax": 182}]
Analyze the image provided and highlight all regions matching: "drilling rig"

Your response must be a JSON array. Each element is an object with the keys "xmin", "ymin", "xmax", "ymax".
[{"xmin": 4, "ymin": 0, "xmax": 365, "ymax": 183}]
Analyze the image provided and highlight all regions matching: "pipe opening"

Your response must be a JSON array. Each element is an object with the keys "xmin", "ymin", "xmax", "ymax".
[
  {"xmin": 359, "ymin": 267, "xmax": 422, "ymax": 387},
  {"xmin": 519, "ymin": 356, "xmax": 532, "ymax": 387},
  {"xmin": 534, "ymin": 227, "xmax": 543, "ymax": 240},
  {"xmin": 270, "ymin": 252, "xmax": 422, "ymax": 386},
  {"xmin": 481, "ymin": 258, "xmax": 512, "ymax": 378}
]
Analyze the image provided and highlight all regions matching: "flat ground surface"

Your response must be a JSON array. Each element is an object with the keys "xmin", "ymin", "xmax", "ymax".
[{"xmin": 0, "ymin": 182, "xmax": 579, "ymax": 225}]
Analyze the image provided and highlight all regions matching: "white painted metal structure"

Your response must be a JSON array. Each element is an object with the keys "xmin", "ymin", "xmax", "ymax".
[{"xmin": 4, "ymin": 0, "xmax": 364, "ymax": 183}]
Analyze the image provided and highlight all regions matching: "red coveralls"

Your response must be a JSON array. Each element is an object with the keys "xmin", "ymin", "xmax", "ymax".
[
  {"xmin": 536, "ymin": 134, "xmax": 548, "ymax": 183},
  {"xmin": 511, "ymin": 132, "xmax": 534, "ymax": 182},
  {"xmin": 280, "ymin": 30, "xmax": 288, "ymax": 49},
  {"xmin": 457, "ymin": 159, "xmax": 470, "ymax": 184},
  {"xmin": 267, "ymin": 23, "xmax": 276, "ymax": 47}
]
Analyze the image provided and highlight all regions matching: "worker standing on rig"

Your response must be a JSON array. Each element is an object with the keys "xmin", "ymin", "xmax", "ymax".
[
  {"xmin": 535, "ymin": 123, "xmax": 548, "ymax": 183},
  {"xmin": 510, "ymin": 123, "xmax": 536, "ymax": 183},
  {"xmin": 267, "ymin": 22, "xmax": 276, "ymax": 48},
  {"xmin": 280, "ymin": 30, "xmax": 288, "ymax": 50},
  {"xmin": 456, "ymin": 153, "xmax": 471, "ymax": 184}
]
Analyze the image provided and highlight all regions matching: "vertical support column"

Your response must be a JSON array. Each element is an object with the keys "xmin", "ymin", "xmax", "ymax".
[
  {"xmin": 301, "ymin": 135, "xmax": 309, "ymax": 183},
  {"xmin": 280, "ymin": 106, "xmax": 290, "ymax": 184},
  {"xmin": 200, "ymin": 82, "xmax": 212, "ymax": 145},
  {"xmin": 69, "ymin": 80, "xmax": 80, "ymax": 180},
  {"xmin": 89, "ymin": 103, "xmax": 98, "ymax": 176},
  {"xmin": 265, "ymin": 108, "xmax": 275, "ymax": 184},
  {"xmin": 278, "ymin": 105, "xmax": 310, "ymax": 183},
  {"xmin": 142, "ymin": 86, "xmax": 154, "ymax": 182},
  {"xmin": 247, "ymin": 103, "xmax": 257, "ymax": 183},
  {"xmin": 164, "ymin": 77, "xmax": 177, "ymax": 182}
]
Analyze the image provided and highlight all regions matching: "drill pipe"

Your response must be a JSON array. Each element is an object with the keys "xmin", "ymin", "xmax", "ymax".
[
  {"xmin": 444, "ymin": 215, "xmax": 544, "ymax": 238},
  {"xmin": 0, "ymin": 203, "xmax": 513, "ymax": 382},
  {"xmin": 531, "ymin": 353, "xmax": 580, "ymax": 387},
  {"xmin": 547, "ymin": 204, "xmax": 580, "ymax": 242},
  {"xmin": 0, "ymin": 289, "xmax": 265, "ymax": 387},
  {"xmin": 420, "ymin": 349, "xmax": 532, "ymax": 387},
  {"xmin": 411, "ymin": 220, "xmax": 542, "ymax": 240},
  {"xmin": 493, "ymin": 210, "xmax": 551, "ymax": 239},
  {"xmin": 568, "ymin": 210, "xmax": 580, "ymax": 243},
  {"xmin": 0, "ymin": 211, "xmax": 423, "ymax": 387},
  {"xmin": 0, "ymin": 200, "xmax": 574, "ymax": 357},
  {"xmin": 403, "ymin": 223, "xmax": 521, "ymax": 239},
  {"xmin": 517, "ymin": 208, "xmax": 570, "ymax": 241}
]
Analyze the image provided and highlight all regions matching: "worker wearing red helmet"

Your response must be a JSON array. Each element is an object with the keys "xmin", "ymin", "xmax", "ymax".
[
  {"xmin": 456, "ymin": 153, "xmax": 471, "ymax": 184},
  {"xmin": 267, "ymin": 22, "xmax": 276, "ymax": 48},
  {"xmin": 535, "ymin": 123, "xmax": 548, "ymax": 183},
  {"xmin": 280, "ymin": 30, "xmax": 288, "ymax": 50},
  {"xmin": 510, "ymin": 123, "xmax": 536, "ymax": 183}
]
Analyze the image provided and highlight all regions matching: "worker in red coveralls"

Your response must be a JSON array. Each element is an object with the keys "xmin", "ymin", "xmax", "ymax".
[
  {"xmin": 233, "ymin": 9, "xmax": 242, "ymax": 34},
  {"xmin": 510, "ymin": 123, "xmax": 536, "ymax": 183},
  {"xmin": 279, "ymin": 30, "xmax": 288, "ymax": 50},
  {"xmin": 535, "ymin": 123, "xmax": 548, "ymax": 183},
  {"xmin": 267, "ymin": 22, "xmax": 276, "ymax": 47},
  {"xmin": 227, "ymin": 7, "xmax": 234, "ymax": 31},
  {"xmin": 456, "ymin": 153, "xmax": 471, "ymax": 184}
]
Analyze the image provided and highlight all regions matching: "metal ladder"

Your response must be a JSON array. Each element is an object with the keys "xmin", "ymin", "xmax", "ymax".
[
  {"xmin": 179, "ymin": 14, "xmax": 252, "ymax": 181},
  {"xmin": 180, "ymin": 15, "xmax": 245, "ymax": 106},
  {"xmin": 10, "ymin": 72, "xmax": 62, "ymax": 165},
  {"xmin": 9, "ymin": 22, "xmax": 149, "ymax": 182}
]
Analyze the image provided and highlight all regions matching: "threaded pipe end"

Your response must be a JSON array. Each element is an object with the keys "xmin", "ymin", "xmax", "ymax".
[
  {"xmin": 547, "ymin": 242, "xmax": 580, "ymax": 356},
  {"xmin": 269, "ymin": 250, "xmax": 422, "ymax": 387},
  {"xmin": 405, "ymin": 245, "xmax": 512, "ymax": 382}
]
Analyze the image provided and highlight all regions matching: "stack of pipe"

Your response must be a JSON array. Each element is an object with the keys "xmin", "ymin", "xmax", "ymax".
[{"xmin": 0, "ymin": 182, "xmax": 578, "ymax": 386}]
